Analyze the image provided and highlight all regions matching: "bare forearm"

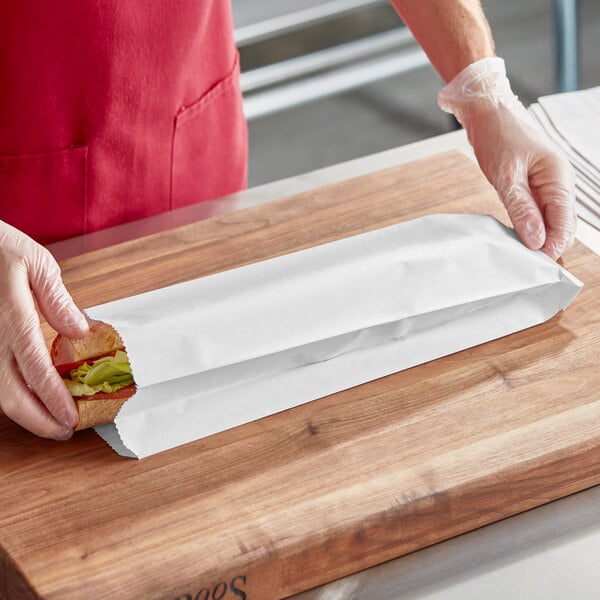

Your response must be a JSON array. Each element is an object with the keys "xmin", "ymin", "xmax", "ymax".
[{"xmin": 389, "ymin": 0, "xmax": 495, "ymax": 82}]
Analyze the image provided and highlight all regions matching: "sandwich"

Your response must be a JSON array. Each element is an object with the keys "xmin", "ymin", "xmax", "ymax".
[{"xmin": 51, "ymin": 320, "xmax": 136, "ymax": 430}]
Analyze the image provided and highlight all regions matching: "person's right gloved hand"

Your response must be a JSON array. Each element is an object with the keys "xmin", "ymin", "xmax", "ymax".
[
  {"xmin": 0, "ymin": 221, "xmax": 89, "ymax": 439},
  {"xmin": 438, "ymin": 57, "xmax": 577, "ymax": 260}
]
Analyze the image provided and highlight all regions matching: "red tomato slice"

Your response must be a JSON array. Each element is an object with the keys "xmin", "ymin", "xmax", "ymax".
[
  {"xmin": 74, "ymin": 383, "xmax": 136, "ymax": 400},
  {"xmin": 54, "ymin": 349, "xmax": 120, "ymax": 378}
]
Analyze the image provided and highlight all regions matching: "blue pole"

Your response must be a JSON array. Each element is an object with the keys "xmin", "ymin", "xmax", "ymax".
[{"xmin": 553, "ymin": 0, "xmax": 579, "ymax": 92}]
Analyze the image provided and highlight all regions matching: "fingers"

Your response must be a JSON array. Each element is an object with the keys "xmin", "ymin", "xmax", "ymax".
[
  {"xmin": 0, "ymin": 359, "xmax": 74, "ymax": 440},
  {"xmin": 12, "ymin": 309, "xmax": 80, "ymax": 431},
  {"xmin": 500, "ymin": 184, "xmax": 546, "ymax": 251},
  {"xmin": 530, "ymin": 155, "xmax": 577, "ymax": 261},
  {"xmin": 491, "ymin": 159, "xmax": 547, "ymax": 251},
  {"xmin": 28, "ymin": 246, "xmax": 89, "ymax": 338},
  {"xmin": 500, "ymin": 181, "xmax": 576, "ymax": 260},
  {"xmin": 483, "ymin": 145, "xmax": 576, "ymax": 260},
  {"xmin": 2, "ymin": 267, "xmax": 79, "ymax": 437},
  {"xmin": 493, "ymin": 175, "xmax": 577, "ymax": 261}
]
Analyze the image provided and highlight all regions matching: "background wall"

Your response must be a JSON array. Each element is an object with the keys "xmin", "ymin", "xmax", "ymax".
[{"xmin": 233, "ymin": 0, "xmax": 600, "ymax": 188}]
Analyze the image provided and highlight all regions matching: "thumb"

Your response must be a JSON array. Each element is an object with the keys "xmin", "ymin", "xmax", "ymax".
[
  {"xmin": 539, "ymin": 198, "xmax": 577, "ymax": 260},
  {"xmin": 28, "ymin": 247, "xmax": 89, "ymax": 338},
  {"xmin": 480, "ymin": 153, "xmax": 546, "ymax": 251},
  {"xmin": 500, "ymin": 182, "xmax": 547, "ymax": 251}
]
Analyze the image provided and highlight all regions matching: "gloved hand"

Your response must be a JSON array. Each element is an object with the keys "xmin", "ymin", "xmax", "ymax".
[
  {"xmin": 438, "ymin": 57, "xmax": 576, "ymax": 260},
  {"xmin": 0, "ymin": 221, "xmax": 89, "ymax": 439}
]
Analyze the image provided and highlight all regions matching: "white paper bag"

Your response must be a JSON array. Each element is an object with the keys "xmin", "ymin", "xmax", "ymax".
[{"xmin": 88, "ymin": 214, "xmax": 582, "ymax": 458}]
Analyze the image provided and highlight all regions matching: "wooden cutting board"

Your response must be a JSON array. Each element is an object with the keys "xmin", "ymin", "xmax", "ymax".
[{"xmin": 1, "ymin": 151, "xmax": 599, "ymax": 600}]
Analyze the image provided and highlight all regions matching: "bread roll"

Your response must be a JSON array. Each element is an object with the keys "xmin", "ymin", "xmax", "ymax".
[{"xmin": 51, "ymin": 319, "xmax": 124, "ymax": 365}]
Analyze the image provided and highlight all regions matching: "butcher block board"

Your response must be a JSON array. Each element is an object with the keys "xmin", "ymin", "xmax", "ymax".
[{"xmin": 1, "ymin": 151, "xmax": 600, "ymax": 600}]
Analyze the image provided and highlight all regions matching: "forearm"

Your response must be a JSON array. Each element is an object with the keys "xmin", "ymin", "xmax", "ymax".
[{"xmin": 389, "ymin": 0, "xmax": 495, "ymax": 82}]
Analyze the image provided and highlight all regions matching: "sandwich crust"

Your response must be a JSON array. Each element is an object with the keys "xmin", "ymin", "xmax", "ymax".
[
  {"xmin": 51, "ymin": 319, "xmax": 124, "ymax": 365},
  {"xmin": 75, "ymin": 390, "xmax": 133, "ymax": 431}
]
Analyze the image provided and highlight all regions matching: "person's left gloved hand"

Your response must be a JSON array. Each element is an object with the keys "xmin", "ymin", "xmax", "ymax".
[
  {"xmin": 438, "ymin": 57, "xmax": 577, "ymax": 260},
  {"xmin": 0, "ymin": 221, "xmax": 88, "ymax": 439}
]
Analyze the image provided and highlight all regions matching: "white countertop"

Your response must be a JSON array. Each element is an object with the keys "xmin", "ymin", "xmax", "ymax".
[{"xmin": 293, "ymin": 484, "xmax": 600, "ymax": 599}]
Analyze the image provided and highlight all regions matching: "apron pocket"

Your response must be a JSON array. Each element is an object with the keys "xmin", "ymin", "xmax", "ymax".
[
  {"xmin": 171, "ymin": 53, "xmax": 248, "ymax": 208},
  {"xmin": 0, "ymin": 145, "xmax": 87, "ymax": 245}
]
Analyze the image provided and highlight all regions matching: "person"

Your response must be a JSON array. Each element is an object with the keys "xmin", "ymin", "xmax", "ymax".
[{"xmin": 0, "ymin": 0, "xmax": 576, "ymax": 440}]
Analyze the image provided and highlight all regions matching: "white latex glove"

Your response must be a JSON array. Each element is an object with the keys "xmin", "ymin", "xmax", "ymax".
[
  {"xmin": 438, "ymin": 57, "xmax": 576, "ymax": 260},
  {"xmin": 0, "ymin": 221, "xmax": 89, "ymax": 439}
]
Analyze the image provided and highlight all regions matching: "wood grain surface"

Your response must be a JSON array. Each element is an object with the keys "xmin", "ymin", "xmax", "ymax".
[{"xmin": 1, "ymin": 151, "xmax": 599, "ymax": 600}]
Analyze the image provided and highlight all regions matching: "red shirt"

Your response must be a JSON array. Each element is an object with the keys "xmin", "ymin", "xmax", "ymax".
[{"xmin": 0, "ymin": 1, "xmax": 248, "ymax": 244}]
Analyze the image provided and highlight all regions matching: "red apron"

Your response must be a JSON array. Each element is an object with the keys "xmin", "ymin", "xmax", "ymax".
[{"xmin": 0, "ymin": 1, "xmax": 248, "ymax": 245}]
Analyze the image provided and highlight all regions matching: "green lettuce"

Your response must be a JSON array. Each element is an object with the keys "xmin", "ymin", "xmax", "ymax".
[{"xmin": 64, "ymin": 350, "xmax": 134, "ymax": 397}]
